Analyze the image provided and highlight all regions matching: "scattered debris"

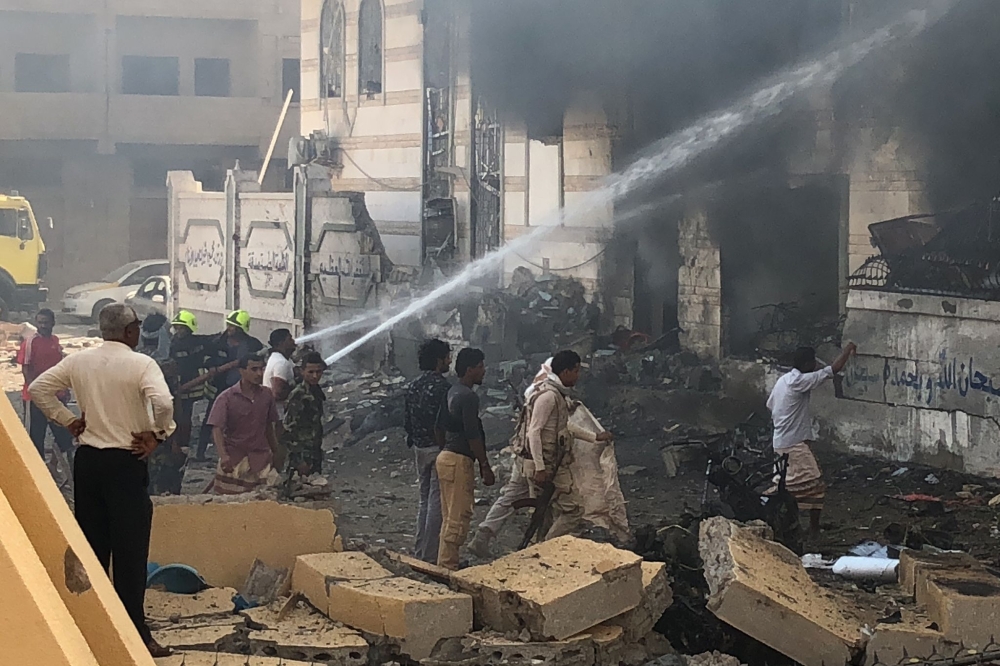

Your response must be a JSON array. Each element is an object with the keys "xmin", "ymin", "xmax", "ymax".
[
  {"xmin": 699, "ymin": 517, "xmax": 868, "ymax": 666},
  {"xmin": 240, "ymin": 559, "xmax": 291, "ymax": 608},
  {"xmin": 243, "ymin": 600, "xmax": 369, "ymax": 665}
]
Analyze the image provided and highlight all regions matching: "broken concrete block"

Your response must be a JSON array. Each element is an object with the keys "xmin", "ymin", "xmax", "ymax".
[
  {"xmin": 144, "ymin": 588, "xmax": 237, "ymax": 624},
  {"xmin": 864, "ymin": 612, "xmax": 959, "ymax": 666},
  {"xmin": 898, "ymin": 549, "xmax": 983, "ymax": 600},
  {"xmin": 245, "ymin": 601, "xmax": 368, "ymax": 666},
  {"xmin": 292, "ymin": 551, "xmax": 393, "ymax": 612},
  {"xmin": 327, "ymin": 576, "xmax": 473, "ymax": 659},
  {"xmin": 923, "ymin": 569, "xmax": 1000, "ymax": 648},
  {"xmin": 452, "ymin": 535, "xmax": 644, "ymax": 641},
  {"xmin": 586, "ymin": 624, "xmax": 626, "ymax": 666},
  {"xmin": 242, "ymin": 558, "xmax": 291, "ymax": 607},
  {"xmin": 151, "ymin": 617, "xmax": 243, "ymax": 652},
  {"xmin": 156, "ymin": 654, "xmax": 316, "ymax": 666},
  {"xmin": 699, "ymin": 517, "xmax": 867, "ymax": 666},
  {"xmin": 150, "ymin": 500, "xmax": 340, "ymax": 589},
  {"xmin": 603, "ymin": 561, "xmax": 673, "ymax": 642},
  {"xmin": 425, "ymin": 631, "xmax": 597, "ymax": 666}
]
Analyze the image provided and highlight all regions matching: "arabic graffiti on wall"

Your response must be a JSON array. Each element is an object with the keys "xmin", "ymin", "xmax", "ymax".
[
  {"xmin": 242, "ymin": 225, "xmax": 291, "ymax": 292},
  {"xmin": 317, "ymin": 253, "xmax": 375, "ymax": 278},
  {"xmin": 181, "ymin": 222, "xmax": 225, "ymax": 288},
  {"xmin": 313, "ymin": 251, "xmax": 378, "ymax": 306},
  {"xmin": 844, "ymin": 349, "xmax": 1000, "ymax": 409}
]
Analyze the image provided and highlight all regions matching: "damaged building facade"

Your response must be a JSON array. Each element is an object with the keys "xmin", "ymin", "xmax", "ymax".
[
  {"xmin": 0, "ymin": 0, "xmax": 302, "ymax": 296},
  {"xmin": 164, "ymin": 0, "xmax": 1000, "ymax": 475},
  {"xmin": 289, "ymin": 0, "xmax": 941, "ymax": 354}
]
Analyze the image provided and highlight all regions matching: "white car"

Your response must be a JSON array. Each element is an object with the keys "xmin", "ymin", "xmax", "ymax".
[
  {"xmin": 61, "ymin": 259, "xmax": 169, "ymax": 322},
  {"xmin": 125, "ymin": 275, "xmax": 172, "ymax": 320}
]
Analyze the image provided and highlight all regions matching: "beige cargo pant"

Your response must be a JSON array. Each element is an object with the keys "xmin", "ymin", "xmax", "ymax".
[
  {"xmin": 523, "ymin": 458, "xmax": 585, "ymax": 541},
  {"xmin": 436, "ymin": 450, "xmax": 476, "ymax": 570}
]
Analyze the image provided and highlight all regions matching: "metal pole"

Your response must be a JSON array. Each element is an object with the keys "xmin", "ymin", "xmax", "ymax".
[{"xmin": 258, "ymin": 88, "xmax": 295, "ymax": 187}]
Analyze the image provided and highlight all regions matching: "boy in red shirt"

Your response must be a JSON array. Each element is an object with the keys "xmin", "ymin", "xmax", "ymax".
[{"xmin": 18, "ymin": 308, "xmax": 75, "ymax": 462}]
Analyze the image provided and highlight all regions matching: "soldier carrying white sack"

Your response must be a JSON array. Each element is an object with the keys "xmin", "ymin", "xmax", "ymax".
[{"xmin": 469, "ymin": 350, "xmax": 615, "ymax": 556}]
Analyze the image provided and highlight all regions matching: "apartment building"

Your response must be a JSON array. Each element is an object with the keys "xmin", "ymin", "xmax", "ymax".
[{"xmin": 0, "ymin": 0, "xmax": 300, "ymax": 296}]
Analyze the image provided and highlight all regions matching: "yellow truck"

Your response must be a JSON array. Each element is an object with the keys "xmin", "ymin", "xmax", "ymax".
[{"xmin": 0, "ymin": 193, "xmax": 48, "ymax": 319}]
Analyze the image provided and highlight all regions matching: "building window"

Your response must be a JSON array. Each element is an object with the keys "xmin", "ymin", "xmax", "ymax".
[
  {"xmin": 122, "ymin": 56, "xmax": 179, "ymax": 96},
  {"xmin": 320, "ymin": 0, "xmax": 345, "ymax": 99},
  {"xmin": 15, "ymin": 54, "xmax": 70, "ymax": 93},
  {"xmin": 282, "ymin": 58, "xmax": 301, "ymax": 103},
  {"xmin": 358, "ymin": 0, "xmax": 383, "ymax": 97},
  {"xmin": 195, "ymin": 58, "xmax": 231, "ymax": 97}
]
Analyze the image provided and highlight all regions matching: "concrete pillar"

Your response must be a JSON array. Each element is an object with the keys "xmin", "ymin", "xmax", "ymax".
[{"xmin": 677, "ymin": 205, "xmax": 721, "ymax": 360}]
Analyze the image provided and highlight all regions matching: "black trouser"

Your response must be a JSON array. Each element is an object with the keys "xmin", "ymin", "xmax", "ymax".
[
  {"xmin": 196, "ymin": 395, "xmax": 216, "ymax": 459},
  {"xmin": 74, "ymin": 446, "xmax": 154, "ymax": 644},
  {"xmin": 27, "ymin": 400, "xmax": 74, "ymax": 459}
]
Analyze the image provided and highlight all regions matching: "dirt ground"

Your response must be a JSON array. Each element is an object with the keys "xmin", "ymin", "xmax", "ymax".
[{"xmin": 174, "ymin": 376, "xmax": 1000, "ymax": 568}]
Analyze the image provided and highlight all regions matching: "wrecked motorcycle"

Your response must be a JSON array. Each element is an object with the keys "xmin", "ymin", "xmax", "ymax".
[{"xmin": 700, "ymin": 415, "xmax": 804, "ymax": 554}]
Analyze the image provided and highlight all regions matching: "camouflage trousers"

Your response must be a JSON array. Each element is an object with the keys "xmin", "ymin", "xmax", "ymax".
[{"xmin": 286, "ymin": 445, "xmax": 323, "ymax": 476}]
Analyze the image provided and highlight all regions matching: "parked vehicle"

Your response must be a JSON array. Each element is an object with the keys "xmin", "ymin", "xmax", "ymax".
[
  {"xmin": 61, "ymin": 259, "xmax": 168, "ymax": 322},
  {"xmin": 125, "ymin": 275, "xmax": 172, "ymax": 320},
  {"xmin": 0, "ymin": 192, "xmax": 48, "ymax": 320}
]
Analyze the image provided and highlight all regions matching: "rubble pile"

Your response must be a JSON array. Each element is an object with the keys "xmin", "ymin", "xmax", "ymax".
[
  {"xmin": 321, "ymin": 368, "xmax": 407, "ymax": 444},
  {"xmin": 153, "ymin": 536, "xmax": 676, "ymax": 666},
  {"xmin": 506, "ymin": 267, "xmax": 601, "ymax": 356},
  {"xmin": 698, "ymin": 517, "xmax": 1000, "ymax": 666}
]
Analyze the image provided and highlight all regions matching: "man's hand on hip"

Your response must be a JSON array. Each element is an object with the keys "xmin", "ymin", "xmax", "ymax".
[
  {"xmin": 130, "ymin": 431, "xmax": 159, "ymax": 460},
  {"xmin": 68, "ymin": 414, "xmax": 86, "ymax": 438}
]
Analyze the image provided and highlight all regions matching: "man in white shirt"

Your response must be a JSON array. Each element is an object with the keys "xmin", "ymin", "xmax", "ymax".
[
  {"xmin": 30, "ymin": 303, "xmax": 176, "ymax": 658},
  {"xmin": 264, "ymin": 328, "xmax": 296, "ymax": 417},
  {"xmin": 767, "ymin": 342, "xmax": 856, "ymax": 534}
]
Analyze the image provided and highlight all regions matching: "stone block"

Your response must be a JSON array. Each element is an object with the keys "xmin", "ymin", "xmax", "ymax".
[
  {"xmin": 327, "ymin": 576, "xmax": 473, "ymax": 659},
  {"xmin": 587, "ymin": 624, "xmax": 626, "ymax": 666},
  {"xmin": 245, "ymin": 601, "xmax": 368, "ymax": 666},
  {"xmin": 292, "ymin": 551, "xmax": 393, "ymax": 612},
  {"xmin": 150, "ymin": 500, "xmax": 340, "ymax": 589},
  {"xmin": 151, "ymin": 617, "xmax": 244, "ymax": 652},
  {"xmin": 864, "ymin": 614, "xmax": 958, "ymax": 666},
  {"xmin": 426, "ymin": 631, "xmax": 597, "ymax": 666},
  {"xmin": 156, "ymin": 654, "xmax": 316, "ymax": 666},
  {"xmin": 898, "ymin": 549, "xmax": 983, "ymax": 600},
  {"xmin": 700, "ymin": 517, "xmax": 867, "ymax": 666},
  {"xmin": 452, "ymin": 535, "xmax": 644, "ymax": 641},
  {"xmin": 144, "ymin": 588, "xmax": 237, "ymax": 625},
  {"xmin": 923, "ymin": 569, "xmax": 1000, "ymax": 648},
  {"xmin": 603, "ymin": 561, "xmax": 673, "ymax": 642}
]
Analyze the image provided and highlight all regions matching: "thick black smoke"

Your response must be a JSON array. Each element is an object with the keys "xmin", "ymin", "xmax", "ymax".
[{"xmin": 470, "ymin": 0, "xmax": 842, "ymax": 153}]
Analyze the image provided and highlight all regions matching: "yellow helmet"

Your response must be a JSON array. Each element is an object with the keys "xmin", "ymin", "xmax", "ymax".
[
  {"xmin": 171, "ymin": 310, "xmax": 198, "ymax": 333},
  {"xmin": 226, "ymin": 309, "xmax": 251, "ymax": 334}
]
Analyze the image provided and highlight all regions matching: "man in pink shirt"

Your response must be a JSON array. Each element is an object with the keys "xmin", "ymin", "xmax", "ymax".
[
  {"xmin": 207, "ymin": 352, "xmax": 280, "ymax": 494},
  {"xmin": 18, "ymin": 308, "xmax": 74, "ymax": 461}
]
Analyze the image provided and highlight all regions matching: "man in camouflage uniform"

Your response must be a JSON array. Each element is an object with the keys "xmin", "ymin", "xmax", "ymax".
[{"xmin": 282, "ymin": 352, "xmax": 328, "ymax": 480}]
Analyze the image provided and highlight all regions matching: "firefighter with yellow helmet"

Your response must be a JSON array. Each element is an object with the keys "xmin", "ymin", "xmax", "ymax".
[{"xmin": 194, "ymin": 309, "xmax": 263, "ymax": 461}]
